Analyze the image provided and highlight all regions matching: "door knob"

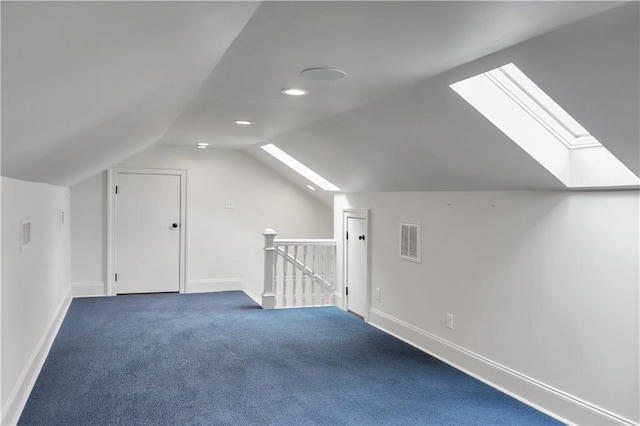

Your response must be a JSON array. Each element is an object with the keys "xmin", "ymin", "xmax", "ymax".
[
  {"xmin": 359, "ymin": 235, "xmax": 365, "ymax": 241},
  {"xmin": 172, "ymin": 223, "xmax": 178, "ymax": 228}
]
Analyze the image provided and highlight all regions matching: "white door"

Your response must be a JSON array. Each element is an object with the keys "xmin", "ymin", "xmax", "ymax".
[
  {"xmin": 115, "ymin": 172, "xmax": 182, "ymax": 294},
  {"xmin": 346, "ymin": 216, "xmax": 367, "ymax": 318}
]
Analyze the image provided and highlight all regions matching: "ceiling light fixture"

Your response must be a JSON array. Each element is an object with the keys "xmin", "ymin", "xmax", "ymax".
[
  {"xmin": 196, "ymin": 142, "xmax": 209, "ymax": 149},
  {"xmin": 301, "ymin": 68, "xmax": 347, "ymax": 80},
  {"xmin": 281, "ymin": 88, "xmax": 309, "ymax": 96},
  {"xmin": 261, "ymin": 144, "xmax": 340, "ymax": 191},
  {"xmin": 233, "ymin": 120, "xmax": 253, "ymax": 125},
  {"xmin": 306, "ymin": 184, "xmax": 317, "ymax": 191}
]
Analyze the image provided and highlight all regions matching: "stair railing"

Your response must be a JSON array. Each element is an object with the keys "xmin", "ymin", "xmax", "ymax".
[{"xmin": 261, "ymin": 229, "xmax": 336, "ymax": 309}]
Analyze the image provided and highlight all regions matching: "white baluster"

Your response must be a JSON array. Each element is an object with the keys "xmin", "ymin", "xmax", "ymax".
[
  {"xmin": 292, "ymin": 245, "xmax": 298, "ymax": 307},
  {"xmin": 320, "ymin": 246, "xmax": 326, "ymax": 306},
  {"xmin": 311, "ymin": 246, "xmax": 317, "ymax": 306},
  {"xmin": 282, "ymin": 246, "xmax": 289, "ymax": 307},
  {"xmin": 261, "ymin": 229, "xmax": 277, "ymax": 309},
  {"xmin": 302, "ymin": 246, "xmax": 308, "ymax": 306},
  {"xmin": 328, "ymin": 246, "xmax": 335, "ymax": 305},
  {"xmin": 264, "ymin": 234, "xmax": 339, "ymax": 309},
  {"xmin": 274, "ymin": 246, "xmax": 279, "ymax": 307}
]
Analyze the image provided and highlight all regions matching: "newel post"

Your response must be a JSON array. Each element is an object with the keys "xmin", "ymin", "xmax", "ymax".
[{"xmin": 261, "ymin": 228, "xmax": 277, "ymax": 309}]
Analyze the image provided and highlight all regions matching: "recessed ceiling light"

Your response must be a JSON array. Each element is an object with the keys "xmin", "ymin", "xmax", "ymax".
[
  {"xmin": 301, "ymin": 68, "xmax": 347, "ymax": 80},
  {"xmin": 233, "ymin": 120, "xmax": 253, "ymax": 125},
  {"xmin": 306, "ymin": 184, "xmax": 316, "ymax": 191},
  {"xmin": 197, "ymin": 142, "xmax": 209, "ymax": 149},
  {"xmin": 281, "ymin": 88, "xmax": 309, "ymax": 96}
]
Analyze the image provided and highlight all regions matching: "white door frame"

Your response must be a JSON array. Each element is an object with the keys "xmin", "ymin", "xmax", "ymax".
[
  {"xmin": 107, "ymin": 167, "xmax": 187, "ymax": 296},
  {"xmin": 343, "ymin": 208, "xmax": 370, "ymax": 322}
]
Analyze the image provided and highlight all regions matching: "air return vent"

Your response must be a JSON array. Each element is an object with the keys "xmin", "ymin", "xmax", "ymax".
[{"xmin": 400, "ymin": 222, "xmax": 421, "ymax": 263}]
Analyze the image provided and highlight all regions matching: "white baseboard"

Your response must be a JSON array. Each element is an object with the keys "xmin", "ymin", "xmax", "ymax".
[
  {"xmin": 368, "ymin": 308, "xmax": 636, "ymax": 426},
  {"xmin": 186, "ymin": 278, "xmax": 244, "ymax": 294},
  {"xmin": 333, "ymin": 292, "xmax": 344, "ymax": 310},
  {"xmin": 186, "ymin": 279, "xmax": 261, "ymax": 306},
  {"xmin": 70, "ymin": 282, "xmax": 106, "ymax": 298},
  {"xmin": 1, "ymin": 296, "xmax": 72, "ymax": 426},
  {"xmin": 243, "ymin": 289, "xmax": 261, "ymax": 306}
]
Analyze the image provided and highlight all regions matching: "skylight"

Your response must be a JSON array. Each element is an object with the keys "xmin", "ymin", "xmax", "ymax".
[
  {"xmin": 261, "ymin": 144, "xmax": 340, "ymax": 191},
  {"xmin": 450, "ymin": 63, "xmax": 639, "ymax": 188}
]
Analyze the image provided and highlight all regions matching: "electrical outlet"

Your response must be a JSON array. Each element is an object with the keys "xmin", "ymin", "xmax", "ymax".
[
  {"xmin": 446, "ymin": 313, "xmax": 454, "ymax": 330},
  {"xmin": 376, "ymin": 288, "xmax": 381, "ymax": 300},
  {"xmin": 225, "ymin": 199, "xmax": 235, "ymax": 209}
]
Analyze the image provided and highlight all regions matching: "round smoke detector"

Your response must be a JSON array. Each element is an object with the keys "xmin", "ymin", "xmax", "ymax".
[{"xmin": 301, "ymin": 68, "xmax": 347, "ymax": 80}]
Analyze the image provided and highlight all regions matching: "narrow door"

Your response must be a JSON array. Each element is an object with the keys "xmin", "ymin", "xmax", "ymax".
[
  {"xmin": 346, "ymin": 216, "xmax": 367, "ymax": 318},
  {"xmin": 115, "ymin": 172, "xmax": 181, "ymax": 294}
]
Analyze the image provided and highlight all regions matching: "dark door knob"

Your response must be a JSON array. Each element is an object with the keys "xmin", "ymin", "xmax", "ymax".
[
  {"xmin": 359, "ymin": 235, "xmax": 365, "ymax": 241},
  {"xmin": 172, "ymin": 223, "xmax": 178, "ymax": 228}
]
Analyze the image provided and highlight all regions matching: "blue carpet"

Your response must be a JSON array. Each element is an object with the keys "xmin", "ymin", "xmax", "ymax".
[{"xmin": 19, "ymin": 291, "xmax": 562, "ymax": 425}]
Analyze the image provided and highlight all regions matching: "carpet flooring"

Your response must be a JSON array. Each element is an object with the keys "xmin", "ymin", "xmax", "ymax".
[{"xmin": 19, "ymin": 291, "xmax": 562, "ymax": 425}]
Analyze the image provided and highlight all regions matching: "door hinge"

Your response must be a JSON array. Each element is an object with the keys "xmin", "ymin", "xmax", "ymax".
[
  {"xmin": 115, "ymin": 186, "xmax": 118, "ymax": 194},
  {"xmin": 115, "ymin": 273, "xmax": 118, "ymax": 282},
  {"xmin": 345, "ymin": 287, "xmax": 349, "ymax": 296},
  {"xmin": 346, "ymin": 231, "xmax": 349, "ymax": 240}
]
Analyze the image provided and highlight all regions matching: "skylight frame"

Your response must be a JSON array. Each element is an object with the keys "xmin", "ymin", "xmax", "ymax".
[
  {"xmin": 485, "ymin": 64, "xmax": 600, "ymax": 149},
  {"xmin": 450, "ymin": 63, "xmax": 639, "ymax": 189},
  {"xmin": 261, "ymin": 143, "xmax": 340, "ymax": 191}
]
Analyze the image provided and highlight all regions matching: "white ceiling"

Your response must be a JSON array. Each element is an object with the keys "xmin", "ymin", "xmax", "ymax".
[
  {"xmin": 261, "ymin": 1, "xmax": 639, "ymax": 192},
  {"xmin": 1, "ymin": 2, "xmax": 259, "ymax": 185},
  {"xmin": 2, "ymin": 1, "xmax": 637, "ymax": 192}
]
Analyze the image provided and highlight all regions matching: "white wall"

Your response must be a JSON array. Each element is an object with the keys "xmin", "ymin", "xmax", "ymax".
[
  {"xmin": 1, "ymin": 100, "xmax": 3, "ymax": 422},
  {"xmin": 70, "ymin": 172, "xmax": 107, "ymax": 296},
  {"xmin": 1, "ymin": 177, "xmax": 71, "ymax": 424},
  {"xmin": 335, "ymin": 190, "xmax": 639, "ymax": 425},
  {"xmin": 71, "ymin": 145, "xmax": 332, "ymax": 298}
]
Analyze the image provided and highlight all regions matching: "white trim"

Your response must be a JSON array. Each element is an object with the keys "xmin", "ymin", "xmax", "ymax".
[
  {"xmin": 186, "ymin": 278, "xmax": 243, "ymax": 294},
  {"xmin": 1, "ymin": 297, "xmax": 72, "ymax": 426},
  {"xmin": 242, "ymin": 288, "xmax": 261, "ymax": 306},
  {"xmin": 332, "ymin": 292, "xmax": 344, "ymax": 309},
  {"xmin": 107, "ymin": 168, "xmax": 187, "ymax": 296},
  {"xmin": 70, "ymin": 282, "xmax": 106, "ymax": 298},
  {"xmin": 486, "ymin": 64, "xmax": 599, "ymax": 149},
  {"xmin": 369, "ymin": 308, "xmax": 637, "ymax": 426},
  {"xmin": 107, "ymin": 168, "xmax": 115, "ymax": 295},
  {"xmin": 274, "ymin": 239, "xmax": 336, "ymax": 246},
  {"xmin": 342, "ymin": 208, "xmax": 370, "ymax": 322},
  {"xmin": 186, "ymin": 279, "xmax": 261, "ymax": 306}
]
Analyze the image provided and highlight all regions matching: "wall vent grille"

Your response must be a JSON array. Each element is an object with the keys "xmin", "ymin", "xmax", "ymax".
[{"xmin": 400, "ymin": 222, "xmax": 421, "ymax": 263}]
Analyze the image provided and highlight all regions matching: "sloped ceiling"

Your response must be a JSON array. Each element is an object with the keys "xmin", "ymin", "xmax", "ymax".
[
  {"xmin": 1, "ymin": 2, "xmax": 259, "ymax": 186},
  {"xmin": 258, "ymin": 2, "xmax": 640, "ymax": 191},
  {"xmin": 2, "ymin": 1, "xmax": 637, "ymax": 192}
]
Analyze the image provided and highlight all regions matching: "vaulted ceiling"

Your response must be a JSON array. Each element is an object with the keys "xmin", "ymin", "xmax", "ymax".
[{"xmin": 2, "ymin": 1, "xmax": 638, "ymax": 192}]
